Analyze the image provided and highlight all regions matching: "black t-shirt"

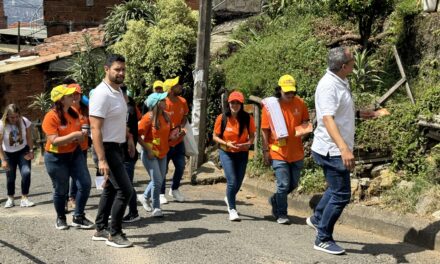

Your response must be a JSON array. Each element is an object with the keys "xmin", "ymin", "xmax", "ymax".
[{"xmin": 122, "ymin": 98, "xmax": 139, "ymax": 162}]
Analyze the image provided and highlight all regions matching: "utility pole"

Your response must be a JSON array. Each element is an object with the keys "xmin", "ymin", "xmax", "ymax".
[
  {"xmin": 17, "ymin": 21, "xmax": 21, "ymax": 53},
  {"xmin": 190, "ymin": 0, "xmax": 212, "ymax": 181}
]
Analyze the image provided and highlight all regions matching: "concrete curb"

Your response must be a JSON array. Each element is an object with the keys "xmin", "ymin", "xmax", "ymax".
[{"xmin": 197, "ymin": 173, "xmax": 440, "ymax": 252}]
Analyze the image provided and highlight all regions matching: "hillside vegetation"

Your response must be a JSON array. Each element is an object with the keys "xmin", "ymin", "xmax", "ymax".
[{"xmin": 209, "ymin": 0, "xmax": 440, "ymax": 215}]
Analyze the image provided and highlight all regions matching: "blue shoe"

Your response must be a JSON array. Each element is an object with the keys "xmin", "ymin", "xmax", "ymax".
[
  {"xmin": 268, "ymin": 195, "xmax": 278, "ymax": 219},
  {"xmin": 306, "ymin": 216, "xmax": 318, "ymax": 231},
  {"xmin": 314, "ymin": 239, "xmax": 345, "ymax": 255}
]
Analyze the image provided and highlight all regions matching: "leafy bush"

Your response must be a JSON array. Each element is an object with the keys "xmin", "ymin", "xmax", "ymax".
[
  {"xmin": 68, "ymin": 34, "xmax": 106, "ymax": 94},
  {"xmin": 351, "ymin": 49, "xmax": 383, "ymax": 94},
  {"xmin": 262, "ymin": 0, "xmax": 329, "ymax": 19},
  {"xmin": 110, "ymin": 0, "xmax": 197, "ymax": 100},
  {"xmin": 28, "ymin": 92, "xmax": 52, "ymax": 114},
  {"xmin": 222, "ymin": 14, "xmax": 327, "ymax": 106},
  {"xmin": 104, "ymin": 0, "xmax": 157, "ymax": 45}
]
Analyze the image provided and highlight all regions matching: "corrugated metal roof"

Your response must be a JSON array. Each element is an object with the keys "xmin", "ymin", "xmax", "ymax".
[
  {"xmin": 0, "ymin": 27, "xmax": 47, "ymax": 39},
  {"xmin": 0, "ymin": 51, "xmax": 71, "ymax": 74}
]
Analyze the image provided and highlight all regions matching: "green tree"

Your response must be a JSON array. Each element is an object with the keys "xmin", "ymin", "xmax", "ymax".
[
  {"xmin": 104, "ymin": 0, "xmax": 157, "ymax": 45},
  {"xmin": 328, "ymin": 0, "xmax": 394, "ymax": 49},
  {"xmin": 68, "ymin": 34, "xmax": 106, "ymax": 95},
  {"xmin": 111, "ymin": 0, "xmax": 197, "ymax": 99}
]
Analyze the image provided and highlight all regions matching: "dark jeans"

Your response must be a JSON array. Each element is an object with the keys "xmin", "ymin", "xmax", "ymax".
[
  {"xmin": 312, "ymin": 151, "xmax": 351, "ymax": 242},
  {"xmin": 69, "ymin": 150, "xmax": 88, "ymax": 199},
  {"xmin": 219, "ymin": 149, "xmax": 248, "ymax": 210},
  {"xmin": 124, "ymin": 159, "xmax": 138, "ymax": 216},
  {"xmin": 5, "ymin": 146, "xmax": 31, "ymax": 196},
  {"xmin": 271, "ymin": 159, "xmax": 304, "ymax": 217},
  {"xmin": 44, "ymin": 147, "xmax": 91, "ymax": 218},
  {"xmin": 95, "ymin": 143, "xmax": 133, "ymax": 236},
  {"xmin": 161, "ymin": 141, "xmax": 186, "ymax": 193}
]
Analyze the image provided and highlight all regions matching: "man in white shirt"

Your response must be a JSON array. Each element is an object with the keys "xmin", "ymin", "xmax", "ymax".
[
  {"xmin": 89, "ymin": 54, "xmax": 134, "ymax": 248},
  {"xmin": 307, "ymin": 47, "xmax": 357, "ymax": 255}
]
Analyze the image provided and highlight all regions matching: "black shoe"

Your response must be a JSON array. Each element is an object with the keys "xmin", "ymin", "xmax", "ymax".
[
  {"xmin": 55, "ymin": 217, "xmax": 69, "ymax": 230},
  {"xmin": 92, "ymin": 229, "xmax": 110, "ymax": 241},
  {"xmin": 122, "ymin": 213, "xmax": 141, "ymax": 223},
  {"xmin": 105, "ymin": 233, "xmax": 133, "ymax": 248},
  {"xmin": 72, "ymin": 215, "xmax": 95, "ymax": 229},
  {"xmin": 268, "ymin": 195, "xmax": 278, "ymax": 219}
]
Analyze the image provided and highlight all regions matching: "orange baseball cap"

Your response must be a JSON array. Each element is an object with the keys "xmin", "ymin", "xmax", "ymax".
[
  {"xmin": 68, "ymin": 83, "xmax": 82, "ymax": 94},
  {"xmin": 228, "ymin": 91, "xmax": 244, "ymax": 103}
]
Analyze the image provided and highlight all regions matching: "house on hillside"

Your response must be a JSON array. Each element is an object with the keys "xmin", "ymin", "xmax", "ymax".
[
  {"xmin": 0, "ymin": 27, "xmax": 104, "ymax": 120},
  {"xmin": 44, "ymin": 0, "xmax": 200, "ymax": 37}
]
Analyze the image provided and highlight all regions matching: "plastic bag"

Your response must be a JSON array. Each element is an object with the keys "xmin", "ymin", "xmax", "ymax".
[{"xmin": 183, "ymin": 122, "xmax": 198, "ymax": 156}]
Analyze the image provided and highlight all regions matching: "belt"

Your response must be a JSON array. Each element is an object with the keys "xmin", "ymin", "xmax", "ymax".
[{"xmin": 103, "ymin": 142, "xmax": 124, "ymax": 147}]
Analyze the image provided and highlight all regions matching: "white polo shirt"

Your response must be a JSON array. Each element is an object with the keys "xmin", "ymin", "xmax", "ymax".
[
  {"xmin": 312, "ymin": 69, "xmax": 355, "ymax": 156},
  {"xmin": 89, "ymin": 81, "xmax": 127, "ymax": 143}
]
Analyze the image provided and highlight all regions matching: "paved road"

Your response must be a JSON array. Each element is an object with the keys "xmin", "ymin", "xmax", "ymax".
[{"xmin": 1, "ymin": 165, "xmax": 440, "ymax": 264}]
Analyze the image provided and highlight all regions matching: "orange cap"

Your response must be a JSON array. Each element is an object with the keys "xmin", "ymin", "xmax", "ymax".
[
  {"xmin": 68, "ymin": 83, "xmax": 82, "ymax": 94},
  {"xmin": 228, "ymin": 91, "xmax": 244, "ymax": 103}
]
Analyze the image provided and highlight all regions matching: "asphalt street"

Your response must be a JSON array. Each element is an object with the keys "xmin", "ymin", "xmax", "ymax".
[{"xmin": 1, "ymin": 164, "xmax": 440, "ymax": 264}]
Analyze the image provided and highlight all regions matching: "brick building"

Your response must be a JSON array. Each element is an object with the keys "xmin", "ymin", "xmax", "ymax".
[
  {"xmin": 0, "ymin": 27, "xmax": 104, "ymax": 120},
  {"xmin": 0, "ymin": 0, "xmax": 6, "ymax": 29},
  {"xmin": 44, "ymin": 0, "xmax": 199, "ymax": 37}
]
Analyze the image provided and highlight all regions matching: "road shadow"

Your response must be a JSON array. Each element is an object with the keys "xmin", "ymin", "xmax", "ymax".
[
  {"xmin": 184, "ymin": 199, "xmax": 253, "ymax": 208},
  {"xmin": 259, "ymin": 214, "xmax": 306, "ymax": 226},
  {"xmin": 0, "ymin": 239, "xmax": 46, "ymax": 264},
  {"xmin": 130, "ymin": 227, "xmax": 230, "ymax": 248},
  {"xmin": 342, "ymin": 240, "xmax": 427, "ymax": 263}
]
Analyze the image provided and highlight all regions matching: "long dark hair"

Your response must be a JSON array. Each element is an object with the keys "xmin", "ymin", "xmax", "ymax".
[
  {"xmin": 62, "ymin": 77, "xmax": 88, "ymax": 117},
  {"xmin": 224, "ymin": 103, "xmax": 250, "ymax": 137},
  {"xmin": 150, "ymin": 102, "xmax": 170, "ymax": 130},
  {"xmin": 54, "ymin": 101, "xmax": 79, "ymax": 126}
]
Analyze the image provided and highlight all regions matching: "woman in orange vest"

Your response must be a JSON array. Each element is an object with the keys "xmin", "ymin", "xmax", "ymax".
[
  {"xmin": 137, "ymin": 92, "xmax": 180, "ymax": 217},
  {"xmin": 213, "ymin": 91, "xmax": 256, "ymax": 221},
  {"xmin": 261, "ymin": 75, "xmax": 311, "ymax": 225},
  {"xmin": 42, "ymin": 85, "xmax": 93, "ymax": 230},
  {"xmin": 67, "ymin": 83, "xmax": 90, "ymax": 211}
]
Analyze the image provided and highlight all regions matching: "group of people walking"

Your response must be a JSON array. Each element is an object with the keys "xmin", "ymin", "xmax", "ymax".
[{"xmin": 0, "ymin": 47, "xmax": 378, "ymax": 254}]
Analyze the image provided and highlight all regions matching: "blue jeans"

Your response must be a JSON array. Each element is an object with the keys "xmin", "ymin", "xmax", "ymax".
[
  {"xmin": 124, "ymin": 159, "xmax": 138, "ymax": 215},
  {"xmin": 4, "ymin": 146, "xmax": 31, "ymax": 196},
  {"xmin": 142, "ymin": 151, "xmax": 167, "ymax": 209},
  {"xmin": 271, "ymin": 159, "xmax": 304, "ymax": 217},
  {"xmin": 44, "ymin": 147, "xmax": 91, "ymax": 218},
  {"xmin": 161, "ymin": 141, "xmax": 186, "ymax": 193},
  {"xmin": 219, "ymin": 149, "xmax": 248, "ymax": 210},
  {"xmin": 311, "ymin": 151, "xmax": 351, "ymax": 242},
  {"xmin": 69, "ymin": 150, "xmax": 87, "ymax": 199}
]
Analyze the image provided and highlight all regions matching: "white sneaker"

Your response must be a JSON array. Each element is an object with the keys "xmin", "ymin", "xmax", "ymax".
[
  {"xmin": 137, "ymin": 194, "xmax": 152, "ymax": 212},
  {"xmin": 151, "ymin": 208, "xmax": 163, "ymax": 217},
  {"xmin": 277, "ymin": 216, "xmax": 290, "ymax": 225},
  {"xmin": 4, "ymin": 198, "xmax": 14, "ymax": 208},
  {"xmin": 20, "ymin": 198, "xmax": 35, "ymax": 207},
  {"xmin": 228, "ymin": 209, "xmax": 240, "ymax": 221},
  {"xmin": 160, "ymin": 194, "xmax": 168, "ymax": 205},
  {"xmin": 169, "ymin": 189, "xmax": 185, "ymax": 202}
]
